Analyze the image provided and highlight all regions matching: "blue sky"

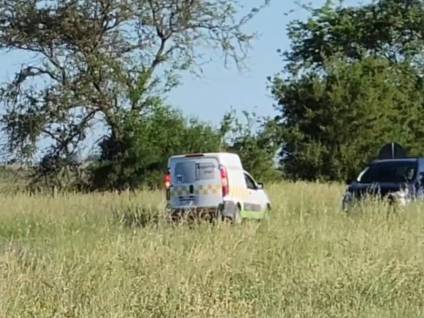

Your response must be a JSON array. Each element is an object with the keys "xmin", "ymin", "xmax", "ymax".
[
  {"xmin": 165, "ymin": 0, "xmax": 367, "ymax": 125},
  {"xmin": 167, "ymin": 0, "xmax": 308, "ymax": 125},
  {"xmin": 0, "ymin": 0, "xmax": 367, "ymax": 128}
]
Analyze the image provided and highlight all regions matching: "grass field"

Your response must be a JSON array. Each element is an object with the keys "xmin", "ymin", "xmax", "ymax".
[{"xmin": 1, "ymin": 182, "xmax": 424, "ymax": 317}]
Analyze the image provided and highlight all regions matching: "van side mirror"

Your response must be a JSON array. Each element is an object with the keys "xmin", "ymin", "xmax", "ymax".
[{"xmin": 257, "ymin": 182, "xmax": 264, "ymax": 190}]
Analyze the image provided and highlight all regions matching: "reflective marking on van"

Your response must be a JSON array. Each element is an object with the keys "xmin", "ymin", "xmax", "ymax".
[
  {"xmin": 195, "ymin": 184, "xmax": 221, "ymax": 195},
  {"xmin": 171, "ymin": 184, "xmax": 221, "ymax": 196},
  {"xmin": 171, "ymin": 186, "xmax": 190, "ymax": 196},
  {"xmin": 171, "ymin": 185, "xmax": 250, "ymax": 199}
]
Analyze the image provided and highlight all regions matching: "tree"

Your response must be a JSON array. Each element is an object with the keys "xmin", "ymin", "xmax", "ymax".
[
  {"xmin": 221, "ymin": 110, "xmax": 280, "ymax": 182},
  {"xmin": 286, "ymin": 0, "xmax": 424, "ymax": 74},
  {"xmin": 90, "ymin": 103, "xmax": 222, "ymax": 190},
  {"xmin": 272, "ymin": 0, "xmax": 424, "ymax": 181},
  {"xmin": 93, "ymin": 105, "xmax": 281, "ymax": 190},
  {"xmin": 0, "ymin": 0, "xmax": 268, "ymax": 175}
]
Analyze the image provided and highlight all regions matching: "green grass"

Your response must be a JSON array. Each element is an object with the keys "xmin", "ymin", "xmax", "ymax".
[{"xmin": 1, "ymin": 183, "xmax": 424, "ymax": 317}]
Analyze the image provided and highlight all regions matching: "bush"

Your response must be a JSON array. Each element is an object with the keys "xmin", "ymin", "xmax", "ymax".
[{"xmin": 90, "ymin": 104, "xmax": 222, "ymax": 190}]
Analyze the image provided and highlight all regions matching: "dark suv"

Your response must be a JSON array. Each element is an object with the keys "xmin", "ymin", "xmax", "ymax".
[{"xmin": 342, "ymin": 158, "xmax": 424, "ymax": 209}]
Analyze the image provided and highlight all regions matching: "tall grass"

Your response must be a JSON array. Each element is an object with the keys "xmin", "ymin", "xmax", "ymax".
[{"xmin": 1, "ymin": 182, "xmax": 424, "ymax": 317}]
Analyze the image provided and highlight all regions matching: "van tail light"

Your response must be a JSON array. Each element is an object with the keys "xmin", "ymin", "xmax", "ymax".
[
  {"xmin": 164, "ymin": 172, "xmax": 171, "ymax": 200},
  {"xmin": 164, "ymin": 173, "xmax": 171, "ymax": 189},
  {"xmin": 220, "ymin": 165, "xmax": 229, "ymax": 197}
]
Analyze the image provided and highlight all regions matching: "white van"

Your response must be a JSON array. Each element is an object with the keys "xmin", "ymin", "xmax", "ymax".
[{"xmin": 164, "ymin": 153, "xmax": 271, "ymax": 222}]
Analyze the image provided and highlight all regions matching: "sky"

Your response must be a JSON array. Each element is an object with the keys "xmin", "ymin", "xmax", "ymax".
[{"xmin": 167, "ymin": 0, "xmax": 310, "ymax": 125}]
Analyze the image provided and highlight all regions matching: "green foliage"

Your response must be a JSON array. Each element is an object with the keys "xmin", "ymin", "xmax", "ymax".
[
  {"xmin": 90, "ymin": 105, "xmax": 283, "ymax": 190},
  {"xmin": 273, "ymin": 0, "xmax": 424, "ymax": 181},
  {"xmin": 90, "ymin": 104, "xmax": 222, "ymax": 190},
  {"xmin": 0, "ymin": 165, "xmax": 30, "ymax": 193},
  {"xmin": 273, "ymin": 57, "xmax": 424, "ymax": 181},
  {"xmin": 221, "ymin": 110, "xmax": 280, "ymax": 182},
  {"xmin": 286, "ymin": 0, "xmax": 424, "ymax": 74}
]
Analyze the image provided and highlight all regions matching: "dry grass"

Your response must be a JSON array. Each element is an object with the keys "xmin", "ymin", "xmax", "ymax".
[{"xmin": 1, "ymin": 183, "xmax": 424, "ymax": 317}]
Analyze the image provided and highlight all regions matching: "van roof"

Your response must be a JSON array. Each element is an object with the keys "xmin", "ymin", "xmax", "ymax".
[
  {"xmin": 169, "ymin": 152, "xmax": 238, "ymax": 158},
  {"xmin": 168, "ymin": 152, "xmax": 242, "ymax": 167}
]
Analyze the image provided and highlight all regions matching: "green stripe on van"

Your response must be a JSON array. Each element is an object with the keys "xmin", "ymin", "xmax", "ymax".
[{"xmin": 241, "ymin": 210, "xmax": 267, "ymax": 220}]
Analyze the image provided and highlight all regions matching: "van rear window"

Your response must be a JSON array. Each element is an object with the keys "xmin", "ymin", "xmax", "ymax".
[
  {"xmin": 175, "ymin": 162, "xmax": 195, "ymax": 183},
  {"xmin": 174, "ymin": 161, "xmax": 217, "ymax": 184}
]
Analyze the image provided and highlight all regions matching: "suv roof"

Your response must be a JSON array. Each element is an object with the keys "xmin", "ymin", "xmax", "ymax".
[{"xmin": 371, "ymin": 158, "xmax": 421, "ymax": 164}]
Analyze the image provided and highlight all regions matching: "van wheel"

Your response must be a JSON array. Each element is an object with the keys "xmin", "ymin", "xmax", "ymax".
[
  {"xmin": 232, "ymin": 205, "xmax": 242, "ymax": 224},
  {"xmin": 217, "ymin": 204, "xmax": 241, "ymax": 224},
  {"xmin": 216, "ymin": 208, "xmax": 227, "ymax": 224}
]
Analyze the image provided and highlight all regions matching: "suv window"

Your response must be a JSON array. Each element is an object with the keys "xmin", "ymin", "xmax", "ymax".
[
  {"xmin": 244, "ymin": 173, "xmax": 257, "ymax": 190},
  {"xmin": 358, "ymin": 160, "xmax": 418, "ymax": 183}
]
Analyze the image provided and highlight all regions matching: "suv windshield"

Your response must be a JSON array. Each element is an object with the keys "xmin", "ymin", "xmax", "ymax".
[{"xmin": 358, "ymin": 160, "xmax": 418, "ymax": 183}]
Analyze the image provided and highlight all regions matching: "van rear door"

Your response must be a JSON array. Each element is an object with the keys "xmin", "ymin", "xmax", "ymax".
[{"xmin": 170, "ymin": 156, "xmax": 222, "ymax": 209}]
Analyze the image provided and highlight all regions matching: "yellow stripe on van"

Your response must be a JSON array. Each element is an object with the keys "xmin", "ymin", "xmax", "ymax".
[
  {"xmin": 195, "ymin": 184, "xmax": 221, "ymax": 195},
  {"xmin": 171, "ymin": 186, "xmax": 190, "ymax": 197},
  {"xmin": 171, "ymin": 185, "xmax": 222, "ymax": 197},
  {"xmin": 171, "ymin": 185, "xmax": 249, "ymax": 199}
]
